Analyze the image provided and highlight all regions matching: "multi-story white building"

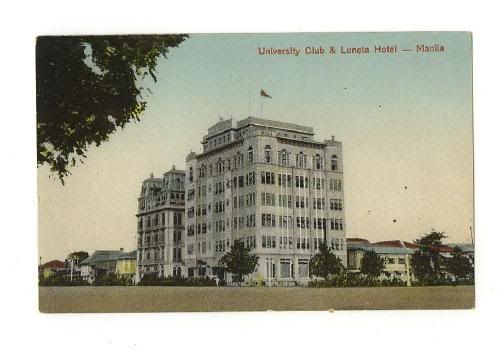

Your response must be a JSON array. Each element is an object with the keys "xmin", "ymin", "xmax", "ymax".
[
  {"xmin": 136, "ymin": 167, "xmax": 185, "ymax": 278},
  {"xmin": 184, "ymin": 117, "xmax": 346, "ymax": 285}
]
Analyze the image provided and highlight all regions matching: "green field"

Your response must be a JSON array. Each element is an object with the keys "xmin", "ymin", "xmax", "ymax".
[{"xmin": 39, "ymin": 285, "xmax": 474, "ymax": 313}]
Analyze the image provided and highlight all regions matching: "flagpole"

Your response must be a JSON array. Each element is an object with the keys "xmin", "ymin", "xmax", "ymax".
[
  {"xmin": 260, "ymin": 95, "xmax": 263, "ymax": 118},
  {"xmin": 248, "ymin": 88, "xmax": 251, "ymax": 117}
]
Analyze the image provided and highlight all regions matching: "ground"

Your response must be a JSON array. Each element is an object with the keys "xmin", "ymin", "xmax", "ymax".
[{"xmin": 39, "ymin": 286, "xmax": 474, "ymax": 313}]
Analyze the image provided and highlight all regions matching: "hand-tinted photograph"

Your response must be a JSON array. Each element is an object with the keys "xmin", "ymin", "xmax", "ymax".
[{"xmin": 37, "ymin": 32, "xmax": 474, "ymax": 312}]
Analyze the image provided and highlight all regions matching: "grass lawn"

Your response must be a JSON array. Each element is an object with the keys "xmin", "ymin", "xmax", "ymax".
[{"xmin": 39, "ymin": 285, "xmax": 474, "ymax": 313}]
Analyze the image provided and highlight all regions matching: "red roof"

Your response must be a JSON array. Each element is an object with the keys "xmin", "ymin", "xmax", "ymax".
[
  {"xmin": 40, "ymin": 260, "xmax": 65, "ymax": 270},
  {"xmin": 372, "ymin": 240, "xmax": 420, "ymax": 249},
  {"xmin": 346, "ymin": 237, "xmax": 370, "ymax": 244},
  {"xmin": 429, "ymin": 245, "xmax": 455, "ymax": 253}
]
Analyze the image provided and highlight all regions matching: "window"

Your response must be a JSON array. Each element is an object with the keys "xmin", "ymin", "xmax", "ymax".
[
  {"xmin": 261, "ymin": 214, "xmax": 275, "ymax": 227},
  {"xmin": 295, "ymin": 176, "xmax": 308, "ymax": 188},
  {"xmin": 261, "ymin": 171, "xmax": 275, "ymax": 185},
  {"xmin": 280, "ymin": 259, "xmax": 293, "ymax": 278},
  {"xmin": 330, "ymin": 218, "xmax": 344, "ymax": 230},
  {"xmin": 296, "ymin": 152, "xmax": 306, "ymax": 168},
  {"xmin": 331, "ymin": 155, "xmax": 338, "ymax": 171},
  {"xmin": 262, "ymin": 235, "xmax": 277, "ymax": 248},
  {"xmin": 216, "ymin": 159, "xmax": 224, "ymax": 174},
  {"xmin": 330, "ymin": 199, "xmax": 343, "ymax": 210},
  {"xmin": 266, "ymin": 258, "xmax": 276, "ymax": 278},
  {"xmin": 264, "ymin": 145, "xmax": 272, "ymax": 163},
  {"xmin": 189, "ymin": 167, "xmax": 193, "ymax": 182},
  {"xmin": 248, "ymin": 146, "xmax": 254, "ymax": 163},
  {"xmin": 278, "ymin": 149, "xmax": 289, "ymax": 166},
  {"xmin": 261, "ymin": 193, "xmax": 276, "ymax": 206},
  {"xmin": 314, "ymin": 154, "xmax": 323, "ymax": 170},
  {"xmin": 298, "ymin": 259, "xmax": 309, "ymax": 278}
]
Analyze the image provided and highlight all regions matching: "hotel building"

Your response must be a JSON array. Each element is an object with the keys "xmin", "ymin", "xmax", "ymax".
[
  {"xmin": 183, "ymin": 117, "xmax": 346, "ymax": 285},
  {"xmin": 136, "ymin": 167, "xmax": 185, "ymax": 278}
]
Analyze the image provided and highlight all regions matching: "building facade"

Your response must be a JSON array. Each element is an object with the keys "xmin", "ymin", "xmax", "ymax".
[
  {"xmin": 80, "ymin": 250, "xmax": 125, "ymax": 283},
  {"xmin": 347, "ymin": 241, "xmax": 418, "ymax": 284},
  {"xmin": 184, "ymin": 117, "xmax": 346, "ymax": 285},
  {"xmin": 136, "ymin": 167, "xmax": 185, "ymax": 279},
  {"xmin": 116, "ymin": 250, "xmax": 138, "ymax": 284}
]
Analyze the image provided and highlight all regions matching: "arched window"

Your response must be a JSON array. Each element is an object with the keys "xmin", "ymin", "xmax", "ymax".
[
  {"xmin": 248, "ymin": 146, "xmax": 254, "ymax": 163},
  {"xmin": 216, "ymin": 158, "xmax": 224, "ymax": 174},
  {"xmin": 279, "ymin": 149, "xmax": 288, "ymax": 166},
  {"xmin": 314, "ymin": 154, "xmax": 323, "ymax": 170},
  {"xmin": 331, "ymin": 155, "xmax": 338, "ymax": 171},
  {"xmin": 264, "ymin": 145, "xmax": 272, "ymax": 163},
  {"xmin": 296, "ymin": 152, "xmax": 305, "ymax": 168}
]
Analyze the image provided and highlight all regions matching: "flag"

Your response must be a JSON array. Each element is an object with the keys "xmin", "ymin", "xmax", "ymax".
[{"xmin": 260, "ymin": 89, "xmax": 272, "ymax": 98}]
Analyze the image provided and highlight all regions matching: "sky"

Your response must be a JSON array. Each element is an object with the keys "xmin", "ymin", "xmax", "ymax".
[{"xmin": 38, "ymin": 32, "xmax": 473, "ymax": 262}]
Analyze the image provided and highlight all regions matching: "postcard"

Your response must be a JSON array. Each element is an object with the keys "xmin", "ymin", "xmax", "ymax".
[{"xmin": 37, "ymin": 32, "xmax": 473, "ymax": 312}]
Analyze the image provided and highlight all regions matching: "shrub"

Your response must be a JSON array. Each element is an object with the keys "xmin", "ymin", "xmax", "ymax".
[{"xmin": 138, "ymin": 275, "xmax": 218, "ymax": 287}]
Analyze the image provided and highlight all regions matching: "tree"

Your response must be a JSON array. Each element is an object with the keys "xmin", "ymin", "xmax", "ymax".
[
  {"xmin": 412, "ymin": 230, "xmax": 447, "ymax": 282},
  {"xmin": 219, "ymin": 240, "xmax": 258, "ymax": 285},
  {"xmin": 66, "ymin": 251, "xmax": 89, "ymax": 267},
  {"xmin": 447, "ymin": 247, "xmax": 474, "ymax": 281},
  {"xmin": 411, "ymin": 250, "xmax": 434, "ymax": 282},
  {"xmin": 415, "ymin": 230, "xmax": 447, "ymax": 247},
  {"xmin": 37, "ymin": 35, "xmax": 188, "ymax": 182},
  {"xmin": 309, "ymin": 241, "xmax": 345, "ymax": 279},
  {"xmin": 360, "ymin": 249, "xmax": 385, "ymax": 278}
]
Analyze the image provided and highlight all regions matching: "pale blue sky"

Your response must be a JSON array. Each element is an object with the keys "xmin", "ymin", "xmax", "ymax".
[{"xmin": 38, "ymin": 32, "xmax": 473, "ymax": 261}]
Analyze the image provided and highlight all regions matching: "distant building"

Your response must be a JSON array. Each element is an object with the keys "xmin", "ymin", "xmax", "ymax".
[
  {"xmin": 347, "ymin": 240, "xmax": 419, "ymax": 284},
  {"xmin": 136, "ymin": 167, "xmax": 185, "ymax": 279},
  {"xmin": 116, "ymin": 250, "xmax": 137, "ymax": 284},
  {"xmin": 80, "ymin": 250, "xmax": 125, "ymax": 284},
  {"xmin": 39, "ymin": 260, "xmax": 65, "ymax": 279},
  {"xmin": 346, "ymin": 237, "xmax": 370, "ymax": 244},
  {"xmin": 447, "ymin": 243, "xmax": 475, "ymax": 266}
]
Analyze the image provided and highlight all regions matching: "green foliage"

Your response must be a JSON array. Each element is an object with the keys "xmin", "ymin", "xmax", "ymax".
[
  {"xmin": 94, "ymin": 272, "xmax": 126, "ymax": 286},
  {"xmin": 412, "ymin": 230, "xmax": 447, "ymax": 281},
  {"xmin": 360, "ymin": 249, "xmax": 385, "ymax": 278},
  {"xmin": 411, "ymin": 250, "xmax": 434, "ymax": 281},
  {"xmin": 219, "ymin": 240, "xmax": 259, "ymax": 285},
  {"xmin": 138, "ymin": 275, "xmax": 218, "ymax": 287},
  {"xmin": 66, "ymin": 251, "xmax": 89, "ymax": 266},
  {"xmin": 36, "ymin": 35, "xmax": 188, "ymax": 182},
  {"xmin": 38, "ymin": 271, "xmax": 87, "ymax": 286},
  {"xmin": 308, "ymin": 273, "xmax": 406, "ymax": 288},
  {"xmin": 309, "ymin": 241, "xmax": 345, "ymax": 279},
  {"xmin": 446, "ymin": 248, "xmax": 474, "ymax": 281},
  {"xmin": 415, "ymin": 230, "xmax": 447, "ymax": 247}
]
